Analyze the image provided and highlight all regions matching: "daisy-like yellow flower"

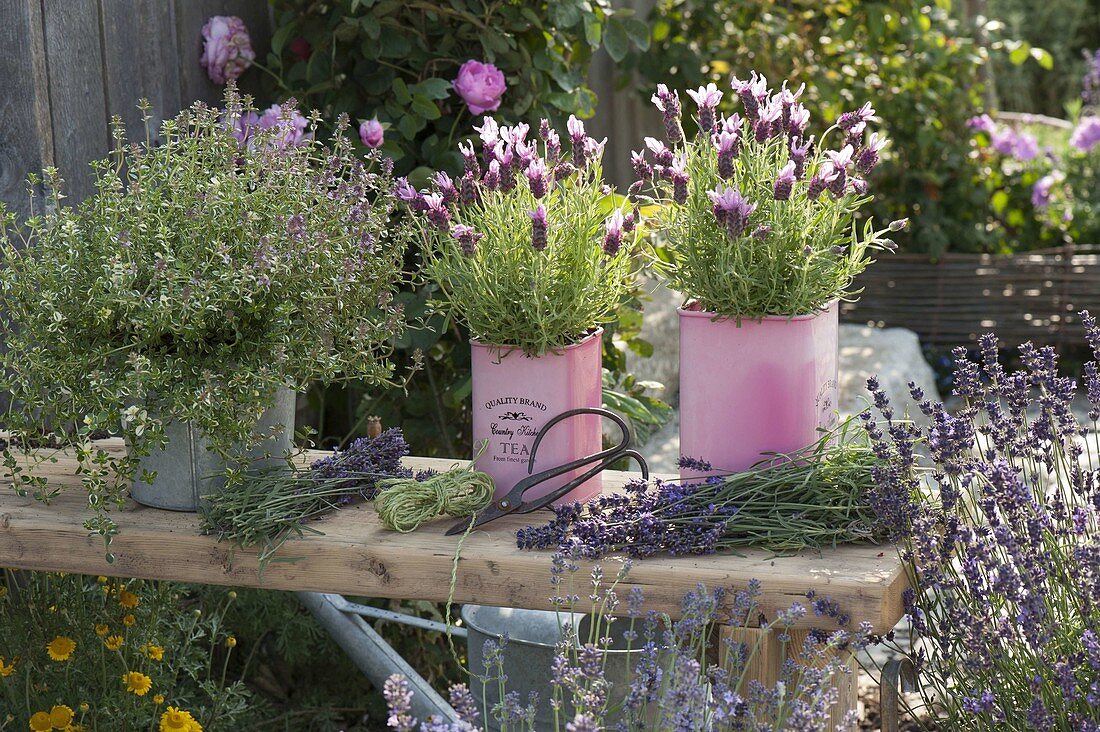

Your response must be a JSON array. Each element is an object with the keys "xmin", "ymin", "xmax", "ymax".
[
  {"xmin": 103, "ymin": 635, "xmax": 124, "ymax": 651},
  {"xmin": 122, "ymin": 671, "xmax": 152, "ymax": 696},
  {"xmin": 118, "ymin": 590, "xmax": 139, "ymax": 609},
  {"xmin": 46, "ymin": 636, "xmax": 76, "ymax": 662},
  {"xmin": 153, "ymin": 693, "xmax": 165, "ymax": 705},
  {"xmin": 78, "ymin": 703, "xmax": 89, "ymax": 713},
  {"xmin": 225, "ymin": 636, "xmax": 237, "ymax": 648},
  {"xmin": 28, "ymin": 711, "xmax": 52, "ymax": 731},
  {"xmin": 122, "ymin": 614, "xmax": 136, "ymax": 627},
  {"xmin": 48, "ymin": 705, "xmax": 74, "ymax": 728},
  {"xmin": 159, "ymin": 707, "xmax": 201, "ymax": 732},
  {"xmin": 94, "ymin": 624, "xmax": 109, "ymax": 637},
  {"xmin": 0, "ymin": 656, "xmax": 15, "ymax": 677},
  {"xmin": 141, "ymin": 644, "xmax": 165, "ymax": 661},
  {"xmin": 97, "ymin": 576, "xmax": 107, "ymax": 584}
]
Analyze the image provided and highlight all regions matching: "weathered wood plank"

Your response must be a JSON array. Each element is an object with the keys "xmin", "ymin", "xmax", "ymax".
[
  {"xmin": 0, "ymin": 442, "xmax": 908, "ymax": 631},
  {"xmin": 40, "ymin": 0, "xmax": 110, "ymax": 204},
  {"xmin": 0, "ymin": 0, "xmax": 54, "ymax": 218},
  {"xmin": 174, "ymin": 0, "xmax": 273, "ymax": 107},
  {"xmin": 99, "ymin": 0, "xmax": 182, "ymax": 145}
]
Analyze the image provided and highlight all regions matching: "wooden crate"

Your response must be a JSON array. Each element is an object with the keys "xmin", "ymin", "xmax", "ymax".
[{"xmin": 840, "ymin": 245, "xmax": 1100, "ymax": 350}]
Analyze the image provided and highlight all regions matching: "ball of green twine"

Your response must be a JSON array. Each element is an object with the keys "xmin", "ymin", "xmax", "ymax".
[{"xmin": 374, "ymin": 467, "xmax": 496, "ymax": 533}]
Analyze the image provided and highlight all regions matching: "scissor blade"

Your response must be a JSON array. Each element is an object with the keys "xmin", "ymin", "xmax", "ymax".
[{"xmin": 443, "ymin": 506, "xmax": 510, "ymax": 536}]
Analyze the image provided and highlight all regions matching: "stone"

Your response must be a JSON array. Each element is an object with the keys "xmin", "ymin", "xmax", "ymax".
[{"xmin": 838, "ymin": 324, "xmax": 941, "ymax": 428}]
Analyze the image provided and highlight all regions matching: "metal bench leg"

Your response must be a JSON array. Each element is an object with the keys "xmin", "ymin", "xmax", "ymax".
[
  {"xmin": 879, "ymin": 657, "xmax": 918, "ymax": 732},
  {"xmin": 298, "ymin": 592, "xmax": 457, "ymax": 723}
]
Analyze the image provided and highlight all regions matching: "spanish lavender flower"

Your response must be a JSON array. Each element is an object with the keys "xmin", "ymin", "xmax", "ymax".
[
  {"xmin": 824, "ymin": 146, "xmax": 854, "ymax": 196},
  {"xmin": 433, "ymin": 171, "xmax": 458, "ymax": 206},
  {"xmin": 602, "ymin": 210, "xmax": 625, "ymax": 255},
  {"xmin": 773, "ymin": 160, "xmax": 796, "ymax": 200},
  {"xmin": 567, "ymin": 114, "xmax": 587, "ymax": 166},
  {"xmin": 686, "ymin": 82, "xmax": 723, "ymax": 135},
  {"xmin": 544, "ymin": 127, "xmax": 562, "ymax": 162},
  {"xmin": 502, "ymin": 122, "xmax": 529, "ymax": 147},
  {"xmin": 708, "ymin": 185, "xmax": 756, "ymax": 239},
  {"xmin": 529, "ymin": 204, "xmax": 549, "ymax": 251},
  {"xmin": 526, "ymin": 158, "xmax": 549, "ymax": 199},
  {"xmin": 731, "ymin": 71, "xmax": 768, "ymax": 122},
  {"xmin": 394, "ymin": 177, "xmax": 424, "ymax": 210},
  {"xmin": 837, "ymin": 101, "xmax": 874, "ymax": 135},
  {"xmin": 459, "ymin": 171, "xmax": 479, "ymax": 205},
  {"xmin": 554, "ymin": 161, "xmax": 576, "ymax": 181},
  {"xmin": 645, "ymin": 137, "xmax": 675, "ymax": 167},
  {"xmin": 669, "ymin": 155, "xmax": 689, "ymax": 204},
  {"xmin": 423, "ymin": 192, "xmax": 450, "ymax": 230},
  {"xmin": 473, "ymin": 116, "xmax": 499, "ymax": 162},
  {"xmin": 631, "ymin": 149, "xmax": 653, "ymax": 182},
  {"xmin": 752, "ymin": 224, "xmax": 772, "ymax": 240},
  {"xmin": 849, "ymin": 177, "xmax": 869, "ymax": 195},
  {"xmin": 789, "ymin": 136, "xmax": 812, "ymax": 179},
  {"xmin": 888, "ymin": 218, "xmax": 909, "ymax": 232},
  {"xmin": 754, "ymin": 97, "xmax": 783, "ymax": 141},
  {"xmin": 651, "ymin": 84, "xmax": 684, "ymax": 143},
  {"xmin": 458, "ymin": 140, "xmax": 480, "ymax": 180},
  {"xmin": 775, "ymin": 81, "xmax": 805, "ymax": 128},
  {"xmin": 583, "ymin": 136, "xmax": 607, "ymax": 164},
  {"xmin": 806, "ymin": 166, "xmax": 838, "ymax": 200},
  {"xmin": 714, "ymin": 130, "xmax": 740, "ymax": 180},
  {"xmin": 482, "ymin": 160, "xmax": 501, "ymax": 191},
  {"xmin": 622, "ymin": 206, "xmax": 639, "ymax": 234},
  {"xmin": 787, "ymin": 103, "xmax": 810, "ymax": 138},
  {"xmin": 855, "ymin": 132, "xmax": 887, "ymax": 175},
  {"xmin": 452, "ymin": 224, "xmax": 482, "ymax": 256}
]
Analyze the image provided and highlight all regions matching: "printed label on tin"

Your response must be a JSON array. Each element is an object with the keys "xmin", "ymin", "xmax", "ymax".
[{"xmin": 485, "ymin": 396, "xmax": 548, "ymax": 463}]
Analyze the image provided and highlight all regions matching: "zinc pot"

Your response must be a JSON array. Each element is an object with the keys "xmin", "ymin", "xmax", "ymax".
[
  {"xmin": 471, "ymin": 329, "xmax": 603, "ymax": 504},
  {"xmin": 128, "ymin": 387, "xmax": 297, "ymax": 511},
  {"xmin": 463, "ymin": 604, "xmax": 653, "ymax": 731},
  {"xmin": 678, "ymin": 302, "xmax": 838, "ymax": 479}
]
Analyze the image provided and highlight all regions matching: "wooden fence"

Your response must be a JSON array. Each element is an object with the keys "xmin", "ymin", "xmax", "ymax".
[{"xmin": 0, "ymin": 0, "xmax": 272, "ymax": 218}]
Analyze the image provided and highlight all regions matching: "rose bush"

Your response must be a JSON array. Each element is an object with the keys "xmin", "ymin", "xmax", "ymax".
[
  {"xmin": 200, "ymin": 15, "xmax": 255, "ymax": 85},
  {"xmin": 452, "ymin": 60, "xmax": 507, "ymax": 116}
]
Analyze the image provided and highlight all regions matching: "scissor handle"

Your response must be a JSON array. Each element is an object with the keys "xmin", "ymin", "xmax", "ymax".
[{"xmin": 525, "ymin": 407, "xmax": 631, "ymax": 477}]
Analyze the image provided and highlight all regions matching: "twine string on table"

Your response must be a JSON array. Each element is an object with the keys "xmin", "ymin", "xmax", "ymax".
[{"xmin": 374, "ymin": 465, "xmax": 495, "ymax": 533}]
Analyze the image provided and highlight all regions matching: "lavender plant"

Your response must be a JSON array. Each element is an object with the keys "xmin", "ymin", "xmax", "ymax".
[
  {"xmin": 399, "ymin": 116, "xmax": 638, "ymax": 355},
  {"xmin": 383, "ymin": 558, "xmax": 869, "ymax": 731},
  {"xmin": 862, "ymin": 313, "xmax": 1100, "ymax": 729},
  {"xmin": 0, "ymin": 87, "xmax": 408, "ymax": 543},
  {"xmin": 517, "ymin": 418, "xmax": 885, "ymax": 558},
  {"xmin": 633, "ymin": 75, "xmax": 903, "ymax": 319}
]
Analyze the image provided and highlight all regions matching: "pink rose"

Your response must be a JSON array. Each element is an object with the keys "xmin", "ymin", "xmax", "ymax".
[
  {"xmin": 289, "ymin": 37, "xmax": 313, "ymax": 62},
  {"xmin": 359, "ymin": 118, "xmax": 385, "ymax": 148},
  {"xmin": 453, "ymin": 60, "xmax": 506, "ymax": 115},
  {"xmin": 200, "ymin": 15, "xmax": 255, "ymax": 85}
]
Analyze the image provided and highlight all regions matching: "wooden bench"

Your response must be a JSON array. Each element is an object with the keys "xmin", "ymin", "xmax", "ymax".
[{"xmin": 0, "ymin": 441, "xmax": 908, "ymax": 726}]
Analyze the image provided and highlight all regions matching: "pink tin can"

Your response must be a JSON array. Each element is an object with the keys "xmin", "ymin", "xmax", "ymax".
[
  {"xmin": 678, "ymin": 303, "xmax": 838, "ymax": 479},
  {"xmin": 470, "ymin": 329, "xmax": 604, "ymax": 503}
]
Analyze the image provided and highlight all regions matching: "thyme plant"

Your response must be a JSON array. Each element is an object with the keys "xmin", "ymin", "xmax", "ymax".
[
  {"xmin": 634, "ymin": 75, "xmax": 904, "ymax": 319},
  {"xmin": 399, "ymin": 116, "xmax": 638, "ymax": 355},
  {"xmin": 0, "ymin": 88, "xmax": 408, "ymax": 546}
]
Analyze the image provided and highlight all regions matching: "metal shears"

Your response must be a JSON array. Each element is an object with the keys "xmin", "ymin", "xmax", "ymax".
[{"xmin": 444, "ymin": 407, "xmax": 649, "ymax": 536}]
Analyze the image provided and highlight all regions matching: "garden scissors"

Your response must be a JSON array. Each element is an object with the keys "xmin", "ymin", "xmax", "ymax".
[{"xmin": 444, "ymin": 407, "xmax": 649, "ymax": 535}]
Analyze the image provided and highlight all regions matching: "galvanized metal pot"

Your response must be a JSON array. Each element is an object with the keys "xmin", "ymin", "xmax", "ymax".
[
  {"xmin": 128, "ymin": 387, "xmax": 296, "ymax": 511},
  {"xmin": 462, "ymin": 604, "xmax": 649, "ymax": 730}
]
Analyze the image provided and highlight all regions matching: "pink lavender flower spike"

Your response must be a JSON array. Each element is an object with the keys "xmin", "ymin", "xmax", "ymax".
[
  {"xmin": 807, "ymin": 165, "xmax": 839, "ymax": 200},
  {"xmin": 787, "ymin": 103, "xmax": 810, "ymax": 138},
  {"xmin": 731, "ymin": 71, "xmax": 769, "ymax": 122},
  {"xmin": 789, "ymin": 136, "xmax": 813, "ymax": 179},
  {"xmin": 651, "ymin": 84, "xmax": 685, "ymax": 143},
  {"xmin": 708, "ymin": 185, "xmax": 756, "ymax": 238},
  {"xmin": 200, "ymin": 15, "xmax": 255, "ymax": 84},
  {"xmin": 855, "ymin": 132, "xmax": 888, "ymax": 175},
  {"xmin": 686, "ymin": 83, "xmax": 724, "ymax": 135},
  {"xmin": 482, "ymin": 159, "xmax": 501, "ymax": 190},
  {"xmin": 645, "ymin": 137, "xmax": 675, "ymax": 167},
  {"xmin": 754, "ymin": 98, "xmax": 783, "ymax": 142},
  {"xmin": 631, "ymin": 149, "xmax": 653, "ymax": 182},
  {"xmin": 459, "ymin": 171, "xmax": 479, "ymax": 205},
  {"xmin": 473, "ymin": 116, "xmax": 499, "ymax": 162},
  {"xmin": 452, "ymin": 224, "xmax": 482, "ymax": 256},
  {"xmin": 529, "ymin": 204, "xmax": 549, "ymax": 251},
  {"xmin": 433, "ymin": 171, "xmax": 458, "ymax": 206},
  {"xmin": 393, "ymin": 177, "xmax": 425, "ymax": 210},
  {"xmin": 526, "ymin": 158, "xmax": 549, "ymax": 199},
  {"xmin": 773, "ymin": 161, "xmax": 796, "ymax": 201},
  {"xmin": 602, "ymin": 209, "xmax": 625, "ymax": 255},
  {"xmin": 713, "ymin": 130, "xmax": 741, "ymax": 180},
  {"xmin": 824, "ymin": 146, "xmax": 855, "ymax": 197},
  {"xmin": 458, "ymin": 140, "xmax": 480, "ymax": 180},
  {"xmin": 567, "ymin": 114, "xmax": 588, "ymax": 167},
  {"xmin": 670, "ymin": 155, "xmax": 690, "ymax": 204},
  {"xmin": 837, "ymin": 102, "xmax": 874, "ymax": 135},
  {"xmin": 423, "ymin": 193, "xmax": 451, "ymax": 230}
]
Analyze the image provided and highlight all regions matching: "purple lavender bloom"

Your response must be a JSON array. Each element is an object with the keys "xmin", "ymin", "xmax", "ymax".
[
  {"xmin": 824, "ymin": 146, "xmax": 854, "ymax": 196},
  {"xmin": 482, "ymin": 160, "xmax": 501, "ymax": 191},
  {"xmin": 631, "ymin": 149, "xmax": 653, "ymax": 182},
  {"xmin": 789, "ymin": 136, "xmax": 813, "ymax": 179},
  {"xmin": 708, "ymin": 185, "xmax": 756, "ymax": 239},
  {"xmin": 525, "ymin": 158, "xmax": 549, "ymax": 199},
  {"xmin": 686, "ymin": 82, "xmax": 723, "ymax": 134},
  {"xmin": 459, "ymin": 171, "xmax": 479, "ymax": 205},
  {"xmin": 731, "ymin": 71, "xmax": 769, "ymax": 122},
  {"xmin": 433, "ymin": 171, "xmax": 458, "ymax": 206},
  {"xmin": 394, "ymin": 177, "xmax": 425, "ymax": 211},
  {"xmin": 670, "ymin": 155, "xmax": 690, "ymax": 204},
  {"xmin": 787, "ymin": 103, "xmax": 810, "ymax": 138},
  {"xmin": 968, "ymin": 113, "xmax": 997, "ymax": 134},
  {"xmin": 458, "ymin": 140, "xmax": 480, "ymax": 180},
  {"xmin": 855, "ymin": 132, "xmax": 888, "ymax": 175},
  {"xmin": 1031, "ymin": 171, "xmax": 1064, "ymax": 209},
  {"xmin": 645, "ymin": 137, "xmax": 676, "ymax": 167},
  {"xmin": 383, "ymin": 675, "xmax": 416, "ymax": 732},
  {"xmin": 473, "ymin": 116, "xmax": 499, "ymax": 161},
  {"xmin": 754, "ymin": 98, "xmax": 783, "ymax": 142},
  {"xmin": 452, "ymin": 224, "xmax": 482, "ymax": 256},
  {"xmin": 651, "ymin": 83, "xmax": 684, "ymax": 143},
  {"xmin": 773, "ymin": 160, "xmax": 796, "ymax": 200},
  {"xmin": 807, "ymin": 165, "xmax": 839, "ymax": 200},
  {"xmin": 713, "ymin": 129, "xmax": 741, "ymax": 180},
  {"xmin": 603, "ymin": 209, "xmax": 625, "ymax": 255},
  {"xmin": 544, "ymin": 127, "xmax": 562, "ymax": 161},
  {"xmin": 1070, "ymin": 116, "xmax": 1100, "ymax": 152},
  {"xmin": 423, "ymin": 192, "xmax": 450, "ymax": 230},
  {"xmin": 583, "ymin": 136, "xmax": 607, "ymax": 164},
  {"xmin": 501, "ymin": 122, "xmax": 529, "ymax": 147},
  {"xmin": 837, "ymin": 102, "xmax": 874, "ymax": 135},
  {"xmin": 529, "ymin": 204, "xmax": 548, "ymax": 251}
]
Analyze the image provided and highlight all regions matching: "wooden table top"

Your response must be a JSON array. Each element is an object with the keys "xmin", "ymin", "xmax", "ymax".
[{"xmin": 0, "ymin": 441, "xmax": 908, "ymax": 630}]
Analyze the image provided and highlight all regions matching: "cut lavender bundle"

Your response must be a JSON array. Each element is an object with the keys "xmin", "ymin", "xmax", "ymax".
[{"xmin": 517, "ymin": 419, "xmax": 885, "ymax": 558}]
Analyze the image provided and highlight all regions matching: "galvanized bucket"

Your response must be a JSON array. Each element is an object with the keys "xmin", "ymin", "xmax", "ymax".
[
  {"xmin": 129, "ymin": 387, "xmax": 297, "ymax": 511},
  {"xmin": 462, "ymin": 604, "xmax": 649, "ymax": 730}
]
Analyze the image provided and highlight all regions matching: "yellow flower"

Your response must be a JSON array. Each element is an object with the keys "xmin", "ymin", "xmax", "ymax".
[
  {"xmin": 94, "ymin": 624, "xmax": 109, "ymax": 637},
  {"xmin": 118, "ymin": 590, "xmax": 139, "ymax": 609},
  {"xmin": 49, "ymin": 705, "xmax": 74, "ymax": 728},
  {"xmin": 122, "ymin": 614, "xmax": 136, "ymax": 627},
  {"xmin": 78, "ymin": 703, "xmax": 89, "ymax": 713},
  {"xmin": 0, "ymin": 585, "xmax": 8, "ymax": 599},
  {"xmin": 46, "ymin": 636, "xmax": 76, "ymax": 662},
  {"xmin": 142, "ymin": 644, "xmax": 165, "ymax": 661},
  {"xmin": 28, "ymin": 711, "xmax": 52, "ymax": 731},
  {"xmin": 103, "ymin": 635, "xmax": 124, "ymax": 651},
  {"xmin": 159, "ymin": 707, "xmax": 200, "ymax": 732},
  {"xmin": 0, "ymin": 656, "xmax": 15, "ymax": 677},
  {"xmin": 153, "ymin": 694, "xmax": 165, "ymax": 705},
  {"xmin": 97, "ymin": 576, "xmax": 107, "ymax": 584},
  {"xmin": 122, "ymin": 671, "xmax": 152, "ymax": 696},
  {"xmin": 225, "ymin": 636, "xmax": 237, "ymax": 648}
]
